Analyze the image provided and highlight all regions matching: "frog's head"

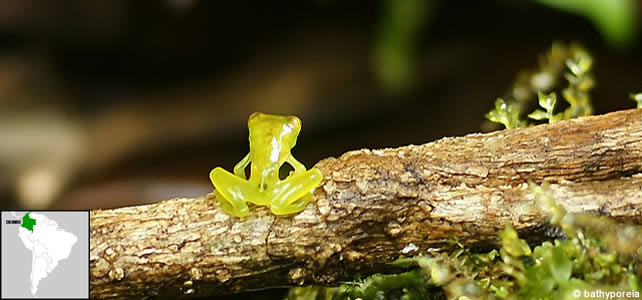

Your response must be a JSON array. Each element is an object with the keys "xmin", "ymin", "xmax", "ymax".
[{"xmin": 248, "ymin": 113, "xmax": 302, "ymax": 151}]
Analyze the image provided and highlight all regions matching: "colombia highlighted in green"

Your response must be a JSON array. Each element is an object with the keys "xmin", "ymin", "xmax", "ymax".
[{"xmin": 21, "ymin": 212, "xmax": 36, "ymax": 232}]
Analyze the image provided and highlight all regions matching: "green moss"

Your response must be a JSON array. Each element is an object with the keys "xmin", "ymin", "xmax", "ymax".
[
  {"xmin": 486, "ymin": 43, "xmax": 595, "ymax": 129},
  {"xmin": 486, "ymin": 98, "xmax": 525, "ymax": 129},
  {"xmin": 561, "ymin": 48, "xmax": 594, "ymax": 118},
  {"xmin": 528, "ymin": 92, "xmax": 563, "ymax": 123}
]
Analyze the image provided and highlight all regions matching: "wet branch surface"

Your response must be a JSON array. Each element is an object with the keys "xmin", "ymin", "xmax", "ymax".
[{"xmin": 90, "ymin": 109, "xmax": 642, "ymax": 299}]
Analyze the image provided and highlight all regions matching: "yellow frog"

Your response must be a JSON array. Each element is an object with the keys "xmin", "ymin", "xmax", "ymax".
[{"xmin": 210, "ymin": 112, "xmax": 323, "ymax": 217}]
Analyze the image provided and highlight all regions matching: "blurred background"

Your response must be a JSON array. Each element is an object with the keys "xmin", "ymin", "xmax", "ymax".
[{"xmin": 1, "ymin": 0, "xmax": 641, "ymax": 212}]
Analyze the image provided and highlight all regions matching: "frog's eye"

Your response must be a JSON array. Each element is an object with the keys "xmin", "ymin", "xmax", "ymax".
[
  {"xmin": 286, "ymin": 116, "xmax": 302, "ymax": 131},
  {"xmin": 249, "ymin": 112, "xmax": 264, "ymax": 123}
]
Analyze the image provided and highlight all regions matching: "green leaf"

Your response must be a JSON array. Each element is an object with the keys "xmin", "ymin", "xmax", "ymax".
[
  {"xmin": 528, "ymin": 110, "xmax": 548, "ymax": 120},
  {"xmin": 538, "ymin": 92, "xmax": 557, "ymax": 111},
  {"xmin": 550, "ymin": 246, "xmax": 572, "ymax": 283},
  {"xmin": 486, "ymin": 98, "xmax": 521, "ymax": 129},
  {"xmin": 526, "ymin": 277, "xmax": 555, "ymax": 298},
  {"xmin": 529, "ymin": 92, "xmax": 561, "ymax": 123},
  {"xmin": 500, "ymin": 225, "xmax": 532, "ymax": 257},
  {"xmin": 566, "ymin": 51, "xmax": 593, "ymax": 77},
  {"xmin": 532, "ymin": 0, "xmax": 638, "ymax": 49}
]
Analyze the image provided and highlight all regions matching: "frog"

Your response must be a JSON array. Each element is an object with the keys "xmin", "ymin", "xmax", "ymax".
[{"xmin": 210, "ymin": 112, "xmax": 323, "ymax": 218}]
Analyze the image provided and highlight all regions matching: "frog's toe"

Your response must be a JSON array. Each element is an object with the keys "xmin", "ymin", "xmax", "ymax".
[
  {"xmin": 215, "ymin": 190, "xmax": 249, "ymax": 218},
  {"xmin": 270, "ymin": 193, "xmax": 312, "ymax": 216}
]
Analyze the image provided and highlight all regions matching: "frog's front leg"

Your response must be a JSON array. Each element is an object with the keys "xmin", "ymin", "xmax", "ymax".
[
  {"xmin": 233, "ymin": 153, "xmax": 251, "ymax": 179},
  {"xmin": 269, "ymin": 168, "xmax": 323, "ymax": 215},
  {"xmin": 285, "ymin": 156, "xmax": 307, "ymax": 175},
  {"xmin": 210, "ymin": 167, "xmax": 253, "ymax": 218}
]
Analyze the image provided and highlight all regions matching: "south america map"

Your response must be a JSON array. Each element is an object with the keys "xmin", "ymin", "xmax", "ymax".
[{"xmin": 1, "ymin": 211, "xmax": 89, "ymax": 299}]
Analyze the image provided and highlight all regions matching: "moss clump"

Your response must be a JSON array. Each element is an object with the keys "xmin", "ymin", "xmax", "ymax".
[{"xmin": 486, "ymin": 42, "xmax": 594, "ymax": 129}]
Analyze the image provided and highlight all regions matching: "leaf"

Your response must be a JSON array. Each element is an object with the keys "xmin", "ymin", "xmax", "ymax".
[
  {"xmin": 532, "ymin": 0, "xmax": 637, "ymax": 48},
  {"xmin": 538, "ymin": 92, "xmax": 557, "ymax": 111},
  {"xmin": 566, "ymin": 51, "xmax": 593, "ymax": 77},
  {"xmin": 529, "ymin": 92, "xmax": 560, "ymax": 123},
  {"xmin": 528, "ymin": 110, "xmax": 549, "ymax": 121},
  {"xmin": 500, "ymin": 225, "xmax": 532, "ymax": 257},
  {"xmin": 549, "ymin": 113, "xmax": 564, "ymax": 123},
  {"xmin": 550, "ymin": 246, "xmax": 572, "ymax": 283},
  {"xmin": 486, "ymin": 98, "xmax": 521, "ymax": 129}
]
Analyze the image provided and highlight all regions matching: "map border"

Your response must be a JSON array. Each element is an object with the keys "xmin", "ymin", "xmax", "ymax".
[{"xmin": 1, "ymin": 210, "xmax": 90, "ymax": 300}]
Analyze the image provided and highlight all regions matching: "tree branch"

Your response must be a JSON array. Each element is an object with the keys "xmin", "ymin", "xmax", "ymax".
[{"xmin": 90, "ymin": 109, "xmax": 642, "ymax": 299}]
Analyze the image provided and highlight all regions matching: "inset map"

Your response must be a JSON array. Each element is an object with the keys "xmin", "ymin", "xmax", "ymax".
[{"xmin": 1, "ymin": 211, "xmax": 89, "ymax": 299}]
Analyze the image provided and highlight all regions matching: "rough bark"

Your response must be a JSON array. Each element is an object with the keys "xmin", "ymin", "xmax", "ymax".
[{"xmin": 90, "ymin": 109, "xmax": 642, "ymax": 299}]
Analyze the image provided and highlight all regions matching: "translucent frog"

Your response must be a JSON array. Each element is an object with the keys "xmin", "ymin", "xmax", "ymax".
[{"xmin": 210, "ymin": 112, "xmax": 323, "ymax": 218}]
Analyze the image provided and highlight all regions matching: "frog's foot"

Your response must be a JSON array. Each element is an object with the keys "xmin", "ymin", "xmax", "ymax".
[
  {"xmin": 270, "ymin": 168, "xmax": 323, "ymax": 215},
  {"xmin": 214, "ymin": 190, "xmax": 249, "ymax": 218},
  {"xmin": 210, "ymin": 167, "xmax": 251, "ymax": 218},
  {"xmin": 271, "ymin": 192, "xmax": 313, "ymax": 216}
]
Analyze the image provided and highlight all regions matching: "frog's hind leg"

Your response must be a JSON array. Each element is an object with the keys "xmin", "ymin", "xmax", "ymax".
[
  {"xmin": 270, "ymin": 168, "xmax": 323, "ymax": 215},
  {"xmin": 210, "ymin": 167, "xmax": 251, "ymax": 218}
]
